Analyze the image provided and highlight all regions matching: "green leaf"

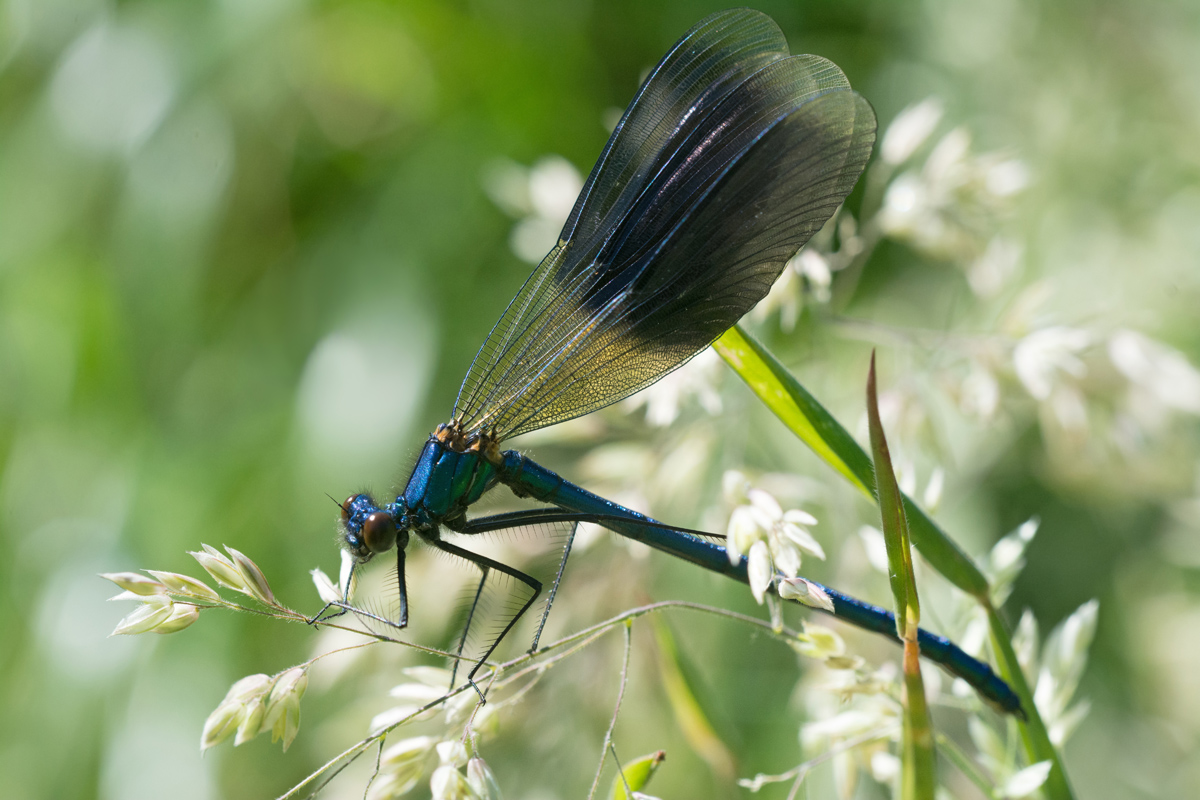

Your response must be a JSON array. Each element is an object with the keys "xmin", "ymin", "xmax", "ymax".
[
  {"xmin": 609, "ymin": 750, "xmax": 666, "ymax": 800},
  {"xmin": 866, "ymin": 352, "xmax": 936, "ymax": 800},
  {"xmin": 987, "ymin": 609, "xmax": 1077, "ymax": 800},
  {"xmin": 866, "ymin": 352, "xmax": 917, "ymax": 637},
  {"xmin": 713, "ymin": 325, "xmax": 988, "ymax": 597},
  {"xmin": 650, "ymin": 616, "xmax": 736, "ymax": 782}
]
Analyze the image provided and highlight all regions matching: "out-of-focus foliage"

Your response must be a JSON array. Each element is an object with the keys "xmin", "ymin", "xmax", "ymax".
[{"xmin": 2, "ymin": 1, "xmax": 1199, "ymax": 799}]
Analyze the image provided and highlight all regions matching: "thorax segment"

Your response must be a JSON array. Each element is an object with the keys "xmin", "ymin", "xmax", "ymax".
[{"xmin": 399, "ymin": 424, "xmax": 501, "ymax": 523}]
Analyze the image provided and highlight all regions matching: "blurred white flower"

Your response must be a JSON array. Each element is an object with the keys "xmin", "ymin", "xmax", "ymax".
[
  {"xmin": 366, "ymin": 771, "xmax": 420, "ymax": 800},
  {"xmin": 801, "ymin": 696, "xmax": 897, "ymax": 748},
  {"xmin": 968, "ymin": 715, "xmax": 1007, "ymax": 776},
  {"xmin": 509, "ymin": 218, "xmax": 561, "ymax": 265},
  {"xmin": 263, "ymin": 666, "xmax": 308, "ymax": 751},
  {"xmin": 895, "ymin": 454, "xmax": 917, "ymax": 496},
  {"xmin": 226, "ymin": 546, "xmax": 277, "ymax": 606},
  {"xmin": 1013, "ymin": 327, "xmax": 1090, "ymax": 400},
  {"xmin": 869, "ymin": 750, "xmax": 901, "ymax": 783},
  {"xmin": 856, "ymin": 525, "xmax": 890, "ymax": 575},
  {"xmin": 370, "ymin": 665, "xmax": 462, "ymax": 734},
  {"xmin": 436, "ymin": 740, "xmax": 469, "ymax": 769},
  {"xmin": 825, "ymin": 664, "xmax": 900, "ymax": 703},
  {"xmin": 310, "ymin": 567, "xmax": 340, "ymax": 606},
  {"xmin": 878, "ymin": 171, "xmax": 928, "ymax": 238},
  {"xmin": 1012, "ymin": 608, "xmax": 1040, "ymax": 677},
  {"xmin": 380, "ymin": 735, "xmax": 439, "ymax": 768},
  {"xmin": 483, "ymin": 155, "xmax": 583, "ymax": 263},
  {"xmin": 726, "ymin": 489, "xmax": 824, "ymax": 589},
  {"xmin": 722, "ymin": 469, "xmax": 751, "ymax": 505},
  {"xmin": 466, "ymin": 757, "xmax": 503, "ymax": 800},
  {"xmin": 968, "ymin": 236, "xmax": 1022, "ymax": 297},
  {"xmin": 960, "ymin": 362, "xmax": 1001, "ymax": 420},
  {"xmin": 998, "ymin": 761, "xmax": 1053, "ymax": 798},
  {"xmin": 481, "ymin": 160, "xmax": 530, "ymax": 217},
  {"xmin": 202, "ymin": 673, "xmax": 275, "ymax": 751},
  {"xmin": 101, "ymin": 571, "xmax": 166, "ymax": 596},
  {"xmin": 430, "ymin": 764, "xmax": 472, "ymax": 800},
  {"xmin": 880, "ymin": 98, "xmax": 943, "ymax": 165},
  {"xmin": 747, "ymin": 541, "xmax": 773, "ymax": 603},
  {"xmin": 1048, "ymin": 384, "xmax": 1089, "ymax": 433},
  {"xmin": 792, "ymin": 622, "xmax": 845, "ymax": 660},
  {"xmin": 986, "ymin": 517, "xmax": 1039, "ymax": 606},
  {"xmin": 312, "ymin": 549, "xmax": 356, "ymax": 606},
  {"xmin": 795, "ymin": 248, "xmax": 833, "ymax": 303},
  {"xmin": 107, "ymin": 590, "xmax": 201, "ymax": 636},
  {"xmin": 1109, "ymin": 330, "xmax": 1200, "ymax": 415},
  {"xmin": 390, "ymin": 681, "xmax": 449, "ymax": 705},
  {"xmin": 144, "ymin": 570, "xmax": 221, "ymax": 601},
  {"xmin": 922, "ymin": 467, "xmax": 945, "ymax": 511},
  {"xmin": 779, "ymin": 577, "xmax": 834, "ymax": 612},
  {"xmin": 985, "ymin": 158, "xmax": 1031, "ymax": 197},
  {"xmin": 924, "ymin": 127, "xmax": 971, "ymax": 188},
  {"xmin": 370, "ymin": 736, "xmax": 439, "ymax": 800},
  {"xmin": 1034, "ymin": 599, "xmax": 1098, "ymax": 732},
  {"xmin": 528, "ymin": 156, "xmax": 581, "ymax": 221},
  {"xmin": 369, "ymin": 704, "xmax": 439, "ymax": 735},
  {"xmin": 879, "ymin": 122, "xmax": 1029, "ymax": 263}
]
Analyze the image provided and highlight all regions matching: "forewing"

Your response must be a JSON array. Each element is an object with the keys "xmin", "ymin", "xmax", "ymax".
[
  {"xmin": 455, "ymin": 18, "xmax": 876, "ymax": 439},
  {"xmin": 456, "ymin": 9, "xmax": 786, "ymax": 423},
  {"xmin": 562, "ymin": 8, "xmax": 789, "ymax": 245}
]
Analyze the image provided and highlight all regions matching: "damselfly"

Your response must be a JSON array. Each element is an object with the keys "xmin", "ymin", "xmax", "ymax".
[{"xmin": 328, "ymin": 8, "xmax": 1022, "ymax": 717}]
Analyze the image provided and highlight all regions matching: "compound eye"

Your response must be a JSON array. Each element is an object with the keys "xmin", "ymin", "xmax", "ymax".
[
  {"xmin": 341, "ymin": 495, "xmax": 359, "ymax": 524},
  {"xmin": 362, "ymin": 511, "xmax": 398, "ymax": 554}
]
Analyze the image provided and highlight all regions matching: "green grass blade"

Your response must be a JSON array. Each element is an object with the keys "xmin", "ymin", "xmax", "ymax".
[
  {"xmin": 866, "ymin": 352, "xmax": 936, "ymax": 800},
  {"xmin": 987, "ymin": 608, "xmax": 1076, "ymax": 800},
  {"xmin": 866, "ymin": 353, "xmax": 916, "ymax": 637},
  {"xmin": 714, "ymin": 324, "xmax": 988, "ymax": 597},
  {"xmin": 651, "ymin": 616, "xmax": 737, "ymax": 782}
]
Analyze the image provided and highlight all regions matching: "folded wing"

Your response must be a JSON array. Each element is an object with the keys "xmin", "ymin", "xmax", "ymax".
[{"xmin": 455, "ymin": 10, "xmax": 876, "ymax": 440}]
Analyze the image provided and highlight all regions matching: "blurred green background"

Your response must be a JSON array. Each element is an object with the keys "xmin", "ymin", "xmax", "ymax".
[{"xmin": 2, "ymin": 0, "xmax": 1199, "ymax": 798}]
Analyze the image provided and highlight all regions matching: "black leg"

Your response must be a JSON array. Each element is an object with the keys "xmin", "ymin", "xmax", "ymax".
[
  {"xmin": 307, "ymin": 556, "xmax": 360, "ymax": 626},
  {"xmin": 430, "ymin": 538, "xmax": 543, "ymax": 692},
  {"xmin": 529, "ymin": 522, "xmax": 577, "ymax": 654},
  {"xmin": 396, "ymin": 548, "xmax": 409, "ymax": 627},
  {"xmin": 450, "ymin": 508, "xmax": 721, "ymax": 541},
  {"xmin": 309, "ymin": 551, "xmax": 411, "ymax": 634},
  {"xmin": 447, "ymin": 508, "xmax": 720, "ymax": 659},
  {"xmin": 449, "ymin": 566, "xmax": 489, "ymax": 687},
  {"xmin": 308, "ymin": 602, "xmax": 344, "ymax": 626}
]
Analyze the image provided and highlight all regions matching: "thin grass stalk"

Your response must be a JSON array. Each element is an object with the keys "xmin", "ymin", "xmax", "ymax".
[{"xmin": 866, "ymin": 352, "xmax": 936, "ymax": 800}]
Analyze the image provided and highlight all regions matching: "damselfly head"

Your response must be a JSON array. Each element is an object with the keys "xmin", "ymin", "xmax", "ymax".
[{"xmin": 339, "ymin": 493, "xmax": 399, "ymax": 562}]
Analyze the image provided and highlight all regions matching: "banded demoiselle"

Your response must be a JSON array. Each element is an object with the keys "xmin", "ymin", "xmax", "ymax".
[{"xmin": 329, "ymin": 8, "xmax": 1022, "ymax": 717}]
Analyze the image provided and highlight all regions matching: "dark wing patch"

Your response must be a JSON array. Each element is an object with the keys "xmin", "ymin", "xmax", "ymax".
[{"xmin": 454, "ymin": 10, "xmax": 876, "ymax": 439}]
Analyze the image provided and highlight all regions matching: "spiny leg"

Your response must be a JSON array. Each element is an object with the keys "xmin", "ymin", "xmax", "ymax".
[
  {"xmin": 431, "ymin": 539, "xmax": 542, "ymax": 699},
  {"xmin": 450, "ymin": 508, "xmax": 718, "ymax": 656},
  {"xmin": 309, "ymin": 548, "xmax": 409, "ymax": 634},
  {"xmin": 529, "ymin": 521, "xmax": 577, "ymax": 654},
  {"xmin": 450, "ymin": 564, "xmax": 490, "ymax": 688}
]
